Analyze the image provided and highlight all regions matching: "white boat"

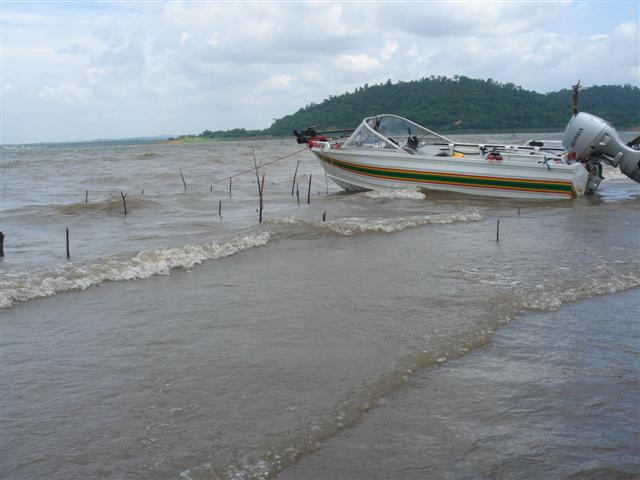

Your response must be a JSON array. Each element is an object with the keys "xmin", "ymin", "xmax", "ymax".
[{"xmin": 296, "ymin": 113, "xmax": 640, "ymax": 200}]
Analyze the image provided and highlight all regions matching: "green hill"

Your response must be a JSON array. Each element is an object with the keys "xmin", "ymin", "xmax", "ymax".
[
  {"xmin": 268, "ymin": 76, "xmax": 639, "ymax": 135},
  {"xmin": 189, "ymin": 76, "xmax": 639, "ymax": 140}
]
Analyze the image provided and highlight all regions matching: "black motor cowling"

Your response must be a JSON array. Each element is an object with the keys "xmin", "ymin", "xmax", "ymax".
[{"xmin": 293, "ymin": 127, "xmax": 317, "ymax": 144}]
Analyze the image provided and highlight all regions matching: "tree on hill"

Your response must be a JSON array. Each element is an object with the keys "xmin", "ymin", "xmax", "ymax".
[
  {"xmin": 266, "ymin": 77, "xmax": 639, "ymax": 135},
  {"xmin": 189, "ymin": 77, "xmax": 640, "ymax": 139}
]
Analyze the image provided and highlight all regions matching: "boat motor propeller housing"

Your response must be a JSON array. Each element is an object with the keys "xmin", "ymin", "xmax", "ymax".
[{"xmin": 563, "ymin": 112, "xmax": 640, "ymax": 186}]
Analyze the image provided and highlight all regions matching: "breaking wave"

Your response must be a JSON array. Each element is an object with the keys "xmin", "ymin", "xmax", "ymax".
[
  {"xmin": 268, "ymin": 210, "xmax": 482, "ymax": 236},
  {"xmin": 362, "ymin": 188, "xmax": 426, "ymax": 200},
  {"xmin": 1, "ymin": 211, "xmax": 483, "ymax": 310},
  {"xmin": 461, "ymin": 264, "xmax": 640, "ymax": 313},
  {"xmin": 0, "ymin": 232, "xmax": 271, "ymax": 309},
  {"xmin": 519, "ymin": 271, "xmax": 640, "ymax": 311}
]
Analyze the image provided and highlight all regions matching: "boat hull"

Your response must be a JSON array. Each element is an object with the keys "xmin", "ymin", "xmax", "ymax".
[{"xmin": 312, "ymin": 148, "xmax": 588, "ymax": 200}]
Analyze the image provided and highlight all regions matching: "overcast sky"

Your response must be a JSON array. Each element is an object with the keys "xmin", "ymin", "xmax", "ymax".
[{"xmin": 1, "ymin": 1, "xmax": 638, "ymax": 144}]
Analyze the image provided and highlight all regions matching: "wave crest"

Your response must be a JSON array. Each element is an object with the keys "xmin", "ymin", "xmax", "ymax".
[
  {"xmin": 363, "ymin": 188, "xmax": 426, "ymax": 200},
  {"xmin": 0, "ymin": 232, "xmax": 271, "ymax": 309},
  {"xmin": 520, "ymin": 272, "xmax": 640, "ymax": 311},
  {"xmin": 268, "ymin": 210, "xmax": 482, "ymax": 236}
]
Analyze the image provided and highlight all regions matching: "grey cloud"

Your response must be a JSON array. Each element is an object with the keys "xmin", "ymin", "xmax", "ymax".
[{"xmin": 1, "ymin": 2, "xmax": 638, "ymax": 143}]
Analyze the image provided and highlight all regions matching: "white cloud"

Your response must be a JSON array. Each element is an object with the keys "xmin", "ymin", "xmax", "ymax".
[
  {"xmin": 380, "ymin": 41, "xmax": 398, "ymax": 61},
  {"xmin": 207, "ymin": 32, "xmax": 220, "ymax": 48},
  {"xmin": 0, "ymin": 2, "xmax": 637, "ymax": 143},
  {"xmin": 259, "ymin": 74, "xmax": 294, "ymax": 93},
  {"xmin": 1, "ymin": 81, "xmax": 17, "ymax": 93},
  {"xmin": 614, "ymin": 21, "xmax": 637, "ymax": 38},
  {"xmin": 39, "ymin": 81, "xmax": 93, "ymax": 104},
  {"xmin": 336, "ymin": 54, "xmax": 381, "ymax": 73},
  {"xmin": 404, "ymin": 45, "xmax": 419, "ymax": 58}
]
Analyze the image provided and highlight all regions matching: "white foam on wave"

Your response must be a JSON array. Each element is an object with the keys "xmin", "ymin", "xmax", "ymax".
[
  {"xmin": 363, "ymin": 188, "xmax": 426, "ymax": 200},
  {"xmin": 520, "ymin": 271, "xmax": 640, "ymax": 311},
  {"xmin": 0, "ymin": 232, "xmax": 271, "ymax": 309},
  {"xmin": 462, "ymin": 262, "xmax": 640, "ymax": 313},
  {"xmin": 269, "ymin": 210, "xmax": 482, "ymax": 236}
]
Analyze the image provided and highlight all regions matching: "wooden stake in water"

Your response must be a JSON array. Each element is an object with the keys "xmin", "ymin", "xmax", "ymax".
[
  {"xmin": 66, "ymin": 227, "xmax": 70, "ymax": 259},
  {"xmin": 496, "ymin": 219, "xmax": 500, "ymax": 242},
  {"xmin": 210, "ymin": 185, "xmax": 213, "ymax": 193},
  {"xmin": 517, "ymin": 207, "xmax": 520, "ymax": 217},
  {"xmin": 229, "ymin": 178, "xmax": 232, "ymax": 197},
  {"xmin": 296, "ymin": 183, "xmax": 300, "ymax": 205},
  {"xmin": 259, "ymin": 173, "xmax": 265, "ymax": 223},
  {"xmin": 85, "ymin": 190, "xmax": 88, "ymax": 204},
  {"xmin": 218, "ymin": 199, "xmax": 222, "ymax": 216},
  {"xmin": 120, "ymin": 192, "xmax": 128, "ymax": 216},
  {"xmin": 179, "ymin": 169, "xmax": 187, "ymax": 191},
  {"xmin": 307, "ymin": 174, "xmax": 312, "ymax": 204},
  {"xmin": 252, "ymin": 148, "xmax": 266, "ymax": 223},
  {"xmin": 291, "ymin": 160, "xmax": 299, "ymax": 196},
  {"xmin": 0, "ymin": 231, "xmax": 4, "ymax": 257},
  {"xmin": 322, "ymin": 211, "xmax": 326, "ymax": 222}
]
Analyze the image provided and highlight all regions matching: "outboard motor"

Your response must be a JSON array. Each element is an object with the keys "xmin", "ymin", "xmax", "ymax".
[{"xmin": 563, "ymin": 113, "xmax": 640, "ymax": 187}]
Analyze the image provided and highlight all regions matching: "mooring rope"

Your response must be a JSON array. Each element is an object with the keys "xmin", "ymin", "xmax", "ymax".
[{"xmin": 212, "ymin": 147, "xmax": 309, "ymax": 184}]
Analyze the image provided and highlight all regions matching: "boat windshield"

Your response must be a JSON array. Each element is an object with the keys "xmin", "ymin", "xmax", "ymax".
[{"xmin": 344, "ymin": 114, "xmax": 452, "ymax": 150}]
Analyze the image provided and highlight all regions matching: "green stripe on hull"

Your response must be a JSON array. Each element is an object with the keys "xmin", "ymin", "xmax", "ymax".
[{"xmin": 322, "ymin": 155, "xmax": 576, "ymax": 197}]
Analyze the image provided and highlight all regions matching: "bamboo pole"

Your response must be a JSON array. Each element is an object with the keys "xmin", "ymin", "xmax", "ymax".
[
  {"xmin": 179, "ymin": 168, "xmax": 187, "ymax": 191},
  {"xmin": 120, "ymin": 192, "xmax": 128, "ymax": 216},
  {"xmin": 259, "ymin": 173, "xmax": 265, "ymax": 223},
  {"xmin": 291, "ymin": 160, "xmax": 299, "ymax": 196},
  {"xmin": 253, "ymin": 148, "xmax": 265, "ymax": 223}
]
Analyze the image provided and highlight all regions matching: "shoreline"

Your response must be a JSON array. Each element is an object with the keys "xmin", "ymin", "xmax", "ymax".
[{"xmin": 3, "ymin": 126, "xmax": 638, "ymax": 148}]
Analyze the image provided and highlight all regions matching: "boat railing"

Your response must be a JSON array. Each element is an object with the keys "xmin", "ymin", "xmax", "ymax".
[{"xmin": 362, "ymin": 114, "xmax": 454, "ymax": 144}]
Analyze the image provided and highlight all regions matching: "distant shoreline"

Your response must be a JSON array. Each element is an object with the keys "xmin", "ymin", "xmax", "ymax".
[
  {"xmin": 3, "ymin": 126, "xmax": 638, "ymax": 148},
  {"xmin": 164, "ymin": 135, "xmax": 277, "ymax": 145},
  {"xmin": 163, "ymin": 125, "xmax": 640, "ymax": 145}
]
